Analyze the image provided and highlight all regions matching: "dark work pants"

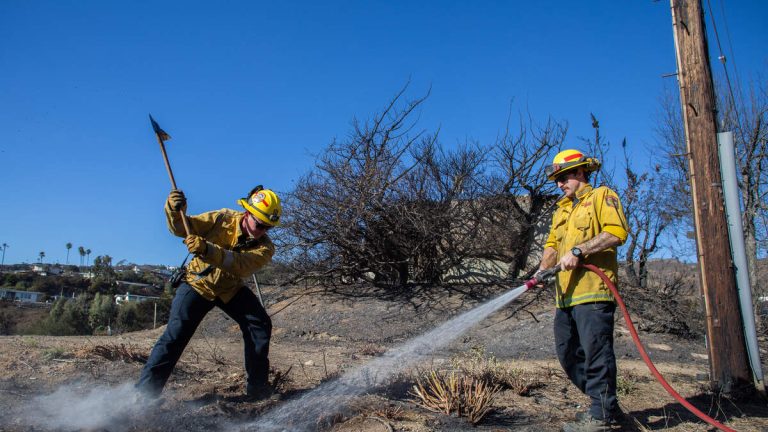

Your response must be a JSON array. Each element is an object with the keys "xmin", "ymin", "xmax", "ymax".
[
  {"xmin": 136, "ymin": 283, "xmax": 272, "ymax": 396},
  {"xmin": 554, "ymin": 302, "xmax": 618, "ymax": 420}
]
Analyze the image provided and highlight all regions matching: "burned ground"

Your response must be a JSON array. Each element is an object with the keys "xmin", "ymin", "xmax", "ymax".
[{"xmin": 0, "ymin": 283, "xmax": 766, "ymax": 431}]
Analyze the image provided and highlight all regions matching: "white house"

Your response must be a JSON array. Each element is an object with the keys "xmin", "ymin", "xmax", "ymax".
[
  {"xmin": 114, "ymin": 292, "xmax": 160, "ymax": 305},
  {"xmin": 31, "ymin": 265, "xmax": 63, "ymax": 276},
  {"xmin": 0, "ymin": 288, "xmax": 45, "ymax": 303}
]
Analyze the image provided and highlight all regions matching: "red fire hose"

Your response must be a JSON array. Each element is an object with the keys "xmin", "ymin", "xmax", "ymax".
[{"xmin": 527, "ymin": 264, "xmax": 737, "ymax": 432}]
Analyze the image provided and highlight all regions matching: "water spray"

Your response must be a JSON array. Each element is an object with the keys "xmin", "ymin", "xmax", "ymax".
[{"xmin": 246, "ymin": 276, "xmax": 544, "ymax": 431}]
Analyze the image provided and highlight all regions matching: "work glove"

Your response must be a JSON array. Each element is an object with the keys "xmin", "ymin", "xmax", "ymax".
[
  {"xmin": 184, "ymin": 235, "xmax": 208, "ymax": 256},
  {"xmin": 167, "ymin": 189, "xmax": 187, "ymax": 212}
]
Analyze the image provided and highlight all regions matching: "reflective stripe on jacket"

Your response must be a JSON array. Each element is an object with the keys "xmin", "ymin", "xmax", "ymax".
[
  {"xmin": 166, "ymin": 206, "xmax": 274, "ymax": 303},
  {"xmin": 544, "ymin": 184, "xmax": 628, "ymax": 308}
]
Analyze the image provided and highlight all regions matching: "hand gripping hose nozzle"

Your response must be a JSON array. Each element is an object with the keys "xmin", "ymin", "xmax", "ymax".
[{"xmin": 524, "ymin": 266, "xmax": 560, "ymax": 289}]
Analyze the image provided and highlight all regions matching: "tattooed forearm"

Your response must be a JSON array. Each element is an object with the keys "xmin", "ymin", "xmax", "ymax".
[
  {"xmin": 578, "ymin": 231, "xmax": 622, "ymax": 255},
  {"xmin": 539, "ymin": 247, "xmax": 558, "ymax": 270}
]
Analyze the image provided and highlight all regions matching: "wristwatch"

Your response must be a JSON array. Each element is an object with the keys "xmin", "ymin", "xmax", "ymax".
[{"xmin": 571, "ymin": 247, "xmax": 583, "ymax": 258}]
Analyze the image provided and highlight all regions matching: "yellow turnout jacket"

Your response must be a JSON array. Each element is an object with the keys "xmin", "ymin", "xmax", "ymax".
[
  {"xmin": 544, "ymin": 184, "xmax": 628, "ymax": 308},
  {"xmin": 166, "ymin": 205, "xmax": 274, "ymax": 303}
]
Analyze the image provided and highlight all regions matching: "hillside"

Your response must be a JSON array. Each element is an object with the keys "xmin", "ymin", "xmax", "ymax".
[{"xmin": 0, "ymin": 282, "xmax": 766, "ymax": 432}]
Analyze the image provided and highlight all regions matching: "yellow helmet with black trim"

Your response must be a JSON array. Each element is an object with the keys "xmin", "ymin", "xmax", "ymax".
[
  {"xmin": 545, "ymin": 149, "xmax": 601, "ymax": 180},
  {"xmin": 237, "ymin": 186, "xmax": 282, "ymax": 227}
]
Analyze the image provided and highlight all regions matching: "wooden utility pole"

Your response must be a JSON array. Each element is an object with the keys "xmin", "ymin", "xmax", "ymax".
[{"xmin": 669, "ymin": 0, "xmax": 753, "ymax": 394}]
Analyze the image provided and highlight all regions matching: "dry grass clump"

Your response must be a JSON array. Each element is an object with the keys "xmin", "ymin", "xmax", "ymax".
[
  {"xmin": 452, "ymin": 345, "xmax": 543, "ymax": 395},
  {"xmin": 81, "ymin": 343, "xmax": 148, "ymax": 363},
  {"xmin": 42, "ymin": 346, "xmax": 69, "ymax": 361},
  {"xmin": 410, "ymin": 369, "xmax": 501, "ymax": 424},
  {"xmin": 617, "ymin": 371, "xmax": 639, "ymax": 396}
]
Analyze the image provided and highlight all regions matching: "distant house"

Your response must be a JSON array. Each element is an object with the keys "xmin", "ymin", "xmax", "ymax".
[
  {"xmin": 0, "ymin": 288, "xmax": 45, "ymax": 303},
  {"xmin": 114, "ymin": 292, "xmax": 160, "ymax": 305},
  {"xmin": 31, "ymin": 265, "xmax": 63, "ymax": 276},
  {"xmin": 759, "ymin": 296, "xmax": 768, "ymax": 315},
  {"xmin": 116, "ymin": 280, "xmax": 155, "ymax": 290},
  {"xmin": 157, "ymin": 267, "xmax": 174, "ymax": 277}
]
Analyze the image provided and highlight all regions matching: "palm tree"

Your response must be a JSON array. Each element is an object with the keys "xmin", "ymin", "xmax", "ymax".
[
  {"xmin": 65, "ymin": 242, "xmax": 72, "ymax": 265},
  {"xmin": 78, "ymin": 246, "xmax": 86, "ymax": 268},
  {"xmin": 38, "ymin": 251, "xmax": 45, "ymax": 264},
  {"xmin": 1, "ymin": 243, "xmax": 8, "ymax": 268},
  {"xmin": 86, "ymin": 249, "xmax": 92, "ymax": 268}
]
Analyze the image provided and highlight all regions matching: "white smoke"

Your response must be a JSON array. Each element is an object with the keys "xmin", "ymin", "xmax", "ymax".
[
  {"xmin": 25, "ymin": 382, "xmax": 153, "ymax": 431},
  {"xmin": 19, "ymin": 285, "xmax": 531, "ymax": 432}
]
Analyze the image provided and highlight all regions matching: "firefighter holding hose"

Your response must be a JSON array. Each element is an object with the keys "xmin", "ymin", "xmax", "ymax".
[
  {"xmin": 136, "ymin": 186, "xmax": 281, "ymax": 400},
  {"xmin": 536, "ymin": 149, "xmax": 628, "ymax": 432}
]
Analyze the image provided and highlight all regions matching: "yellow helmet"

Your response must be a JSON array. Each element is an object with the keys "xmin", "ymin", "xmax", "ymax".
[
  {"xmin": 545, "ymin": 149, "xmax": 601, "ymax": 180},
  {"xmin": 237, "ymin": 186, "xmax": 282, "ymax": 227}
]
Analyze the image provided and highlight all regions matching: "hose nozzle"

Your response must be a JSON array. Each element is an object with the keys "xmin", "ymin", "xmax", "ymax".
[{"xmin": 524, "ymin": 266, "xmax": 560, "ymax": 289}]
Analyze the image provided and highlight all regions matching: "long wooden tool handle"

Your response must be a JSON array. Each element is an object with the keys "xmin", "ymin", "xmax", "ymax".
[
  {"xmin": 252, "ymin": 274, "xmax": 265, "ymax": 308},
  {"xmin": 156, "ymin": 136, "xmax": 193, "ymax": 236}
]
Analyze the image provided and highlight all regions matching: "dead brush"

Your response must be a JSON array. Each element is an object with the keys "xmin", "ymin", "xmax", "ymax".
[
  {"xmin": 358, "ymin": 343, "xmax": 386, "ymax": 356},
  {"xmin": 451, "ymin": 345, "xmax": 542, "ymax": 395},
  {"xmin": 270, "ymin": 365, "xmax": 293, "ymax": 392},
  {"xmin": 369, "ymin": 403, "xmax": 403, "ymax": 421},
  {"xmin": 410, "ymin": 369, "xmax": 501, "ymax": 424},
  {"xmin": 199, "ymin": 331, "xmax": 230, "ymax": 365},
  {"xmin": 84, "ymin": 343, "xmax": 148, "ymax": 363},
  {"xmin": 497, "ymin": 367, "xmax": 542, "ymax": 396},
  {"xmin": 349, "ymin": 397, "xmax": 405, "ymax": 421},
  {"xmin": 316, "ymin": 412, "xmax": 346, "ymax": 430}
]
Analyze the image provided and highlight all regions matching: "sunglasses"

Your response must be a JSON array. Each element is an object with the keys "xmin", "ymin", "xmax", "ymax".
[
  {"xmin": 554, "ymin": 172, "xmax": 572, "ymax": 184},
  {"xmin": 249, "ymin": 213, "xmax": 273, "ymax": 231}
]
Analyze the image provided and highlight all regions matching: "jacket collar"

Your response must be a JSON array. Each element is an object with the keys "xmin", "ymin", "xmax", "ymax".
[
  {"xmin": 236, "ymin": 212, "xmax": 247, "ymax": 239},
  {"xmin": 556, "ymin": 183, "xmax": 593, "ymax": 208}
]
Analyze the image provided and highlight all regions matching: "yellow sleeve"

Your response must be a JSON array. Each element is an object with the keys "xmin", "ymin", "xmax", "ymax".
[
  {"xmin": 597, "ymin": 188, "xmax": 629, "ymax": 243},
  {"xmin": 544, "ymin": 210, "xmax": 561, "ymax": 250},
  {"xmin": 164, "ymin": 200, "xmax": 186, "ymax": 237},
  {"xmin": 199, "ymin": 237, "xmax": 275, "ymax": 278},
  {"xmin": 165, "ymin": 207, "xmax": 220, "ymax": 238}
]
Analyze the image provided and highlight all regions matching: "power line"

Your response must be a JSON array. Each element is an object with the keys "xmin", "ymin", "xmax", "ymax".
[
  {"xmin": 717, "ymin": 0, "xmax": 747, "ymax": 113},
  {"xmin": 705, "ymin": 0, "xmax": 746, "ymax": 142}
]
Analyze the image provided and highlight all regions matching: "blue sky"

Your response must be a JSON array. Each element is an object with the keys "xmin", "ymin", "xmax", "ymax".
[{"xmin": 1, "ymin": 1, "xmax": 766, "ymax": 266}]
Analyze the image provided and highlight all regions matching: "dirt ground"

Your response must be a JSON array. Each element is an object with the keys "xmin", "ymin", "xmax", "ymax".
[{"xmin": 0, "ymin": 283, "xmax": 766, "ymax": 432}]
